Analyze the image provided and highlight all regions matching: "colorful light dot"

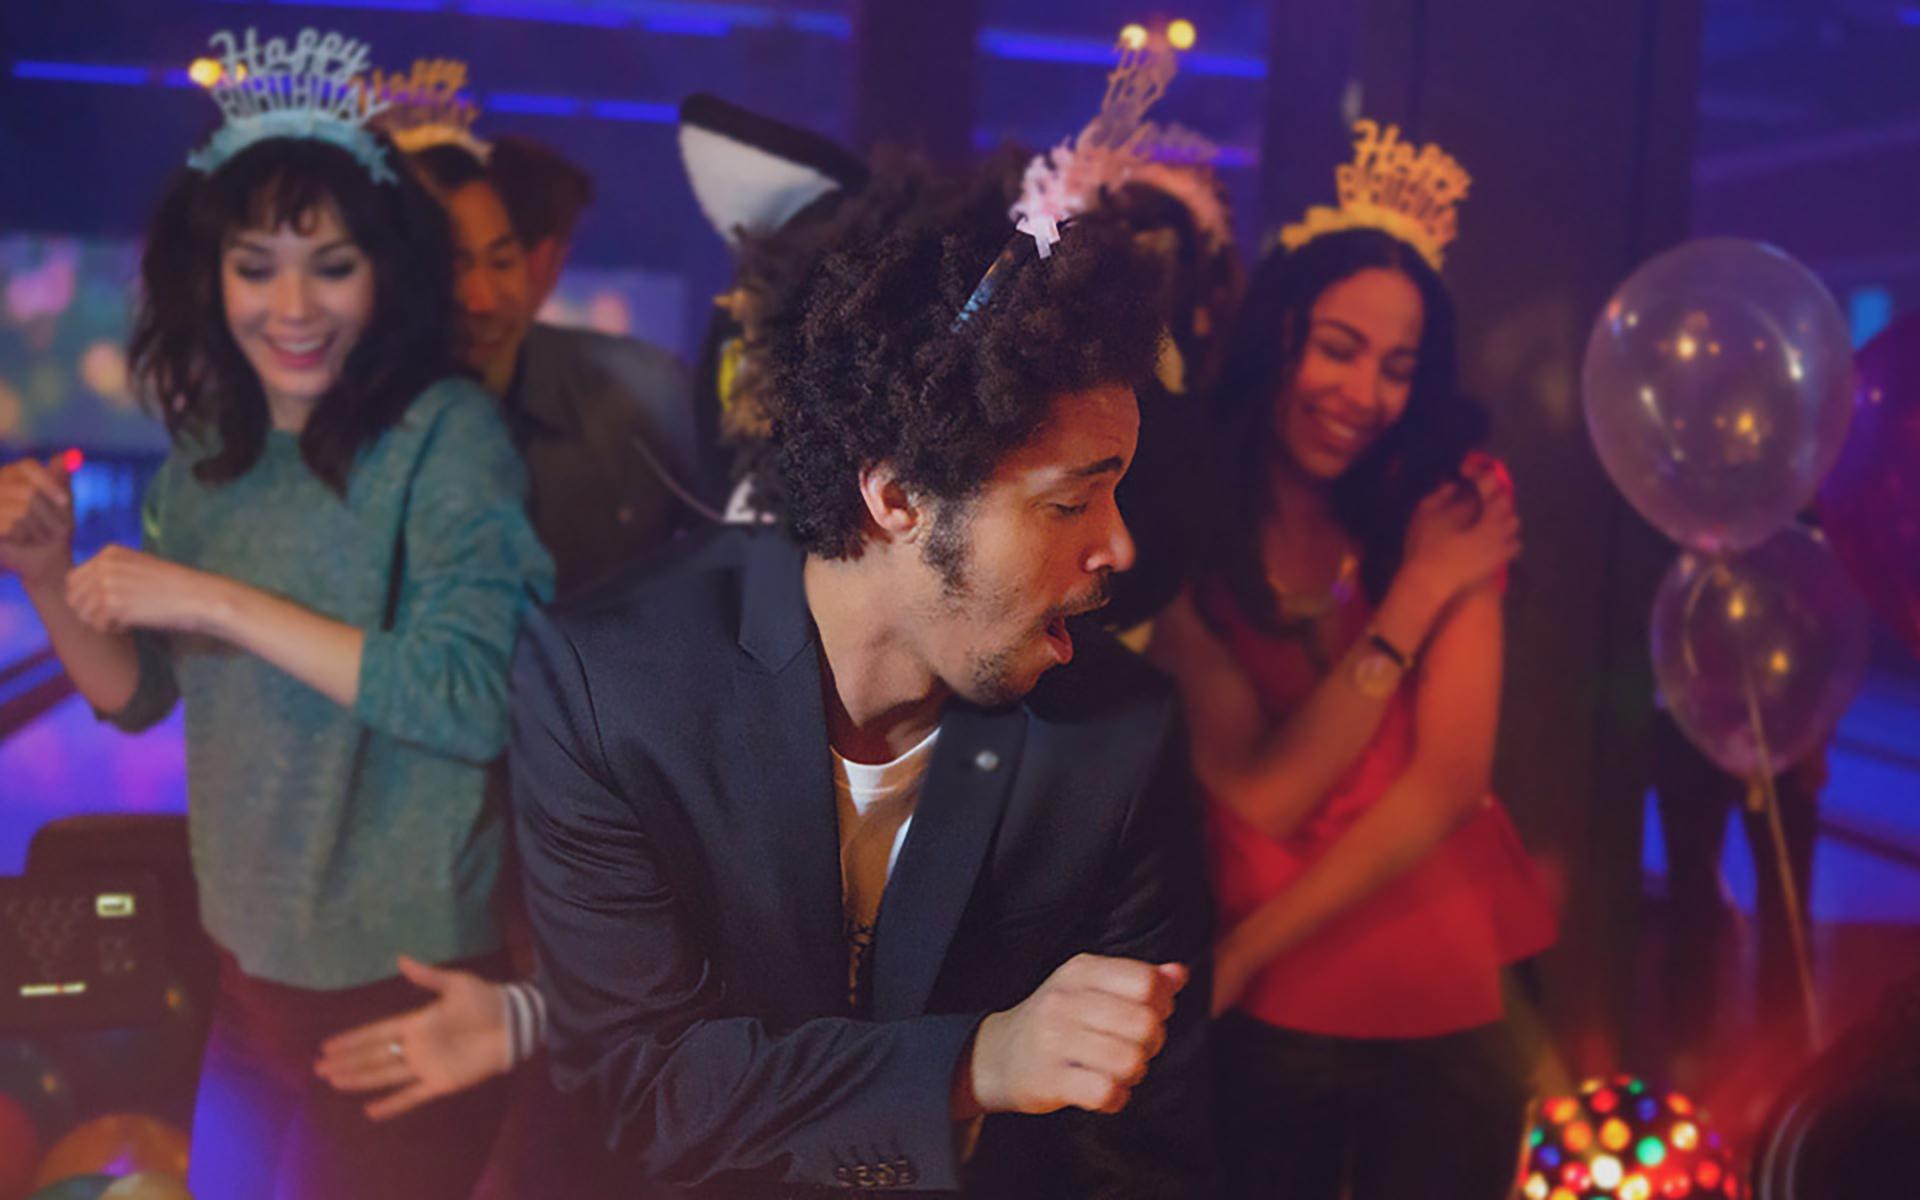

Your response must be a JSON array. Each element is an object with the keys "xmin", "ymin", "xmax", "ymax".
[
  {"xmin": 1669, "ymin": 1093, "xmax": 1694, "ymax": 1116},
  {"xmin": 1525, "ymin": 1173, "xmax": 1550, "ymax": 1200},
  {"xmin": 1622, "ymin": 1176, "xmax": 1652, "ymax": 1200},
  {"xmin": 1118, "ymin": 23, "xmax": 1149, "ymax": 49},
  {"xmin": 1166, "ymin": 19, "xmax": 1197, "ymax": 50},
  {"xmin": 1549, "ymin": 1190, "xmax": 1577, "ymax": 1200},
  {"xmin": 1593, "ymin": 1155, "xmax": 1624, "ymax": 1190},
  {"xmin": 1592, "ymin": 1088, "xmax": 1619, "ymax": 1114},
  {"xmin": 188, "ymin": 57, "xmax": 223, "ymax": 88},
  {"xmin": 1601, "ymin": 1118, "xmax": 1632, "ymax": 1151},
  {"xmin": 61, "ymin": 448, "xmax": 85, "ymax": 473},
  {"xmin": 1561, "ymin": 1163, "xmax": 1591, "ymax": 1190},
  {"xmin": 1531, "ymin": 1127, "xmax": 1546, "ymax": 1147},
  {"xmin": 1636, "ymin": 1137, "xmax": 1667, "ymax": 1167},
  {"xmin": 1661, "ymin": 1176, "xmax": 1694, "ymax": 1198},
  {"xmin": 1671, "ymin": 1122, "xmax": 1699, "ymax": 1151},
  {"xmin": 1540, "ymin": 1145, "xmax": 1564, "ymax": 1169},
  {"xmin": 1547, "ymin": 1097, "xmax": 1580, "ymax": 1123},
  {"xmin": 1627, "ymin": 1079, "xmax": 1647, "ymax": 1095},
  {"xmin": 1637, "ymin": 1097, "xmax": 1660, "ymax": 1122},
  {"xmin": 1697, "ymin": 1161, "xmax": 1722, "ymax": 1189},
  {"xmin": 1563, "ymin": 1121, "xmax": 1593, "ymax": 1153}
]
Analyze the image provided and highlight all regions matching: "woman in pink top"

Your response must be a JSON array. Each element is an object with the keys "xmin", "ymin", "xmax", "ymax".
[{"xmin": 1149, "ymin": 193, "xmax": 1556, "ymax": 1193}]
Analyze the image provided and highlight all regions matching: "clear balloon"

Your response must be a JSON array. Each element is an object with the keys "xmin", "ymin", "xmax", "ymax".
[
  {"xmin": 1817, "ymin": 310, "xmax": 1920, "ymax": 659},
  {"xmin": 1652, "ymin": 525, "xmax": 1870, "ymax": 776},
  {"xmin": 1584, "ymin": 238, "xmax": 1853, "ymax": 552}
]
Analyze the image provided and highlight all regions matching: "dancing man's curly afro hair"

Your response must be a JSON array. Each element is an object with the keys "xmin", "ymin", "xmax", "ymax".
[{"xmin": 749, "ymin": 151, "xmax": 1171, "ymax": 559}]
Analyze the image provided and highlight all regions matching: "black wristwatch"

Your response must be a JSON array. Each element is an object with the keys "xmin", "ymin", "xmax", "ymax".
[{"xmin": 1352, "ymin": 627, "xmax": 1414, "ymax": 698}]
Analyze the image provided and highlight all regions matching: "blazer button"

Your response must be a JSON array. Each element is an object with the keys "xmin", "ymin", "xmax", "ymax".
[{"xmin": 973, "ymin": 749, "xmax": 1000, "ymax": 772}]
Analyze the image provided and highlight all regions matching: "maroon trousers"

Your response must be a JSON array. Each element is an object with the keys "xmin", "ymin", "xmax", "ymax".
[{"xmin": 186, "ymin": 948, "xmax": 513, "ymax": 1200}]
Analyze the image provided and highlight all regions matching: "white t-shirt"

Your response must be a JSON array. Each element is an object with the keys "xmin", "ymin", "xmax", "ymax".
[{"xmin": 833, "ymin": 727, "xmax": 939, "ymax": 1012}]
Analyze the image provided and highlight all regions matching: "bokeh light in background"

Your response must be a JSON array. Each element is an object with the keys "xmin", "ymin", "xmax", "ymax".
[
  {"xmin": 0, "ymin": 237, "xmax": 164, "ymax": 456},
  {"xmin": 1523, "ymin": 1077, "xmax": 1741, "ymax": 1200}
]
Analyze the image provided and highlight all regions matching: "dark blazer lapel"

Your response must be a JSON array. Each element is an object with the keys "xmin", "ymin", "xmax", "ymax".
[
  {"xmin": 728, "ymin": 533, "xmax": 846, "ymax": 1015},
  {"xmin": 871, "ymin": 700, "xmax": 1028, "ymax": 1021}
]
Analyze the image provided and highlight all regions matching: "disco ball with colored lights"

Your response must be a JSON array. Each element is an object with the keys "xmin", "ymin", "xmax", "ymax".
[{"xmin": 1521, "ymin": 1076, "xmax": 1741, "ymax": 1200}]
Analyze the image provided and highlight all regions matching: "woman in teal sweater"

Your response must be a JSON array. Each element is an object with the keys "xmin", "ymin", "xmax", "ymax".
[{"xmin": 0, "ymin": 30, "xmax": 553, "ymax": 1199}]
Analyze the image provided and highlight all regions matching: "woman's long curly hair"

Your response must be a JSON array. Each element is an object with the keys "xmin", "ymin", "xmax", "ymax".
[
  {"xmin": 1206, "ymin": 227, "xmax": 1490, "ymax": 626},
  {"xmin": 129, "ymin": 134, "xmax": 457, "ymax": 493}
]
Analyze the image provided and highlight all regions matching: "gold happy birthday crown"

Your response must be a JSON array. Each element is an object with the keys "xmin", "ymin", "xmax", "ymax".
[
  {"xmin": 1279, "ymin": 119, "xmax": 1471, "ymax": 270},
  {"xmin": 361, "ymin": 59, "xmax": 490, "ymax": 160}
]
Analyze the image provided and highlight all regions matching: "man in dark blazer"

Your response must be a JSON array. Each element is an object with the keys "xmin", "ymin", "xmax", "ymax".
[{"xmin": 510, "ymin": 163, "xmax": 1213, "ymax": 1197}]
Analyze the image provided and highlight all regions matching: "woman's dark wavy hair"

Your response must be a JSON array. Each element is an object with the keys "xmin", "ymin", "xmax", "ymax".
[
  {"xmin": 129, "ymin": 134, "xmax": 457, "ymax": 493},
  {"xmin": 752, "ymin": 150, "xmax": 1170, "ymax": 558},
  {"xmin": 1207, "ymin": 227, "xmax": 1489, "ymax": 625}
]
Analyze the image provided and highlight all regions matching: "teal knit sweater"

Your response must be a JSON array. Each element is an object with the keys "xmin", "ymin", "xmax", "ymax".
[{"xmin": 105, "ymin": 379, "xmax": 555, "ymax": 989}]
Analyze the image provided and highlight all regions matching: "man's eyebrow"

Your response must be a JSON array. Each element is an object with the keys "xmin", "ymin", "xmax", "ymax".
[{"xmin": 1066, "ymin": 455, "xmax": 1127, "ymax": 479}]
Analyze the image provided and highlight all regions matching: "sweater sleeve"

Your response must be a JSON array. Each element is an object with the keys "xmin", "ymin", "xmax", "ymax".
[
  {"xmin": 355, "ymin": 386, "xmax": 556, "ymax": 763},
  {"xmin": 97, "ymin": 458, "xmax": 181, "ymax": 732}
]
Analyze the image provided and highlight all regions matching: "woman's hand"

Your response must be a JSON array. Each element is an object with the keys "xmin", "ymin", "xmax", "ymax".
[
  {"xmin": 64, "ymin": 546, "xmax": 230, "ymax": 635},
  {"xmin": 314, "ymin": 956, "xmax": 513, "ymax": 1121},
  {"xmin": 0, "ymin": 458, "xmax": 75, "ymax": 587},
  {"xmin": 1400, "ymin": 456, "xmax": 1520, "ymax": 602}
]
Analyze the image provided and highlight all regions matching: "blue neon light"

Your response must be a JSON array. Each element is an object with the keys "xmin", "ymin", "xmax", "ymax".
[
  {"xmin": 1849, "ymin": 286, "xmax": 1894, "ymax": 347},
  {"xmin": 12, "ymin": 61, "xmax": 152, "ymax": 86},
  {"xmin": 589, "ymin": 99, "xmax": 679, "ymax": 124},
  {"xmin": 1180, "ymin": 52, "xmax": 1266, "ymax": 80},
  {"xmin": 641, "ymin": 13, "xmax": 734, "ymax": 36},
  {"xmin": 485, "ymin": 91, "xmax": 585, "ymax": 116},
  {"xmin": 788, "ymin": 11, "xmax": 851, "ymax": 36},
  {"xmin": 208, "ymin": 0, "xmax": 447, "ymax": 6},
  {"xmin": 462, "ymin": 0, "xmax": 630, "ymax": 25},
  {"xmin": 977, "ymin": 31, "xmax": 1118, "ymax": 66}
]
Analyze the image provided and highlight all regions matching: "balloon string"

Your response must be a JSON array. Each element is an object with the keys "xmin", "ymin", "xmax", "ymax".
[{"xmin": 1729, "ymin": 600, "xmax": 1825, "ymax": 1050}]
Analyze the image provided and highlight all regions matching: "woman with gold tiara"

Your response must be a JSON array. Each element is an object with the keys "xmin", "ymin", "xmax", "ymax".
[
  {"xmin": 0, "ymin": 28, "xmax": 551, "ymax": 1198},
  {"xmin": 1149, "ymin": 121, "xmax": 1557, "ymax": 1196}
]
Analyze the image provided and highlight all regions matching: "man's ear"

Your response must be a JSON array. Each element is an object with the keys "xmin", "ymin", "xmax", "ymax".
[{"xmin": 856, "ymin": 462, "xmax": 924, "ymax": 542}]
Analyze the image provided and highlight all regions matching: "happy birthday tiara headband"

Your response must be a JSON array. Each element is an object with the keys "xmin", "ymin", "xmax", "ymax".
[
  {"xmin": 1278, "ymin": 119, "xmax": 1470, "ymax": 271},
  {"xmin": 953, "ymin": 28, "xmax": 1209, "ymax": 330},
  {"xmin": 186, "ymin": 28, "xmax": 397, "ymax": 185},
  {"xmin": 364, "ymin": 59, "xmax": 491, "ymax": 161}
]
